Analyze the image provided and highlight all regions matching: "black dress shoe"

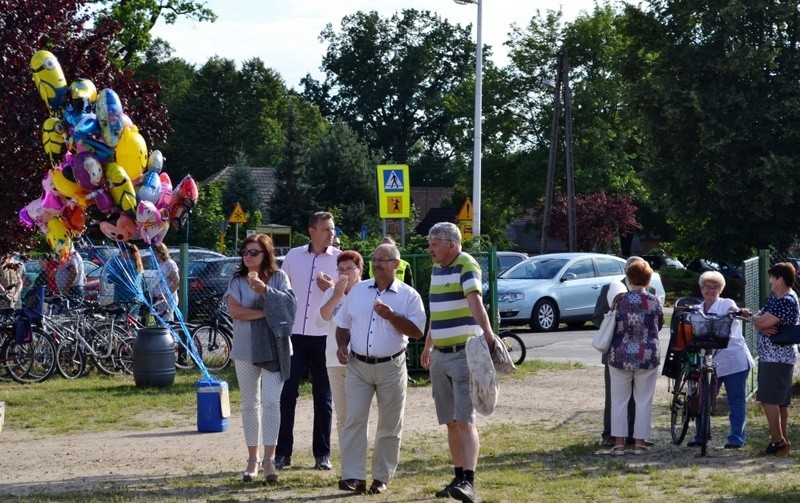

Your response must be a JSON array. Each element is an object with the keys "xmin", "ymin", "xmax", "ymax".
[
  {"xmin": 724, "ymin": 443, "xmax": 742, "ymax": 449},
  {"xmin": 369, "ymin": 480, "xmax": 387, "ymax": 494},
  {"xmin": 435, "ymin": 477, "xmax": 459, "ymax": 498},
  {"xmin": 449, "ymin": 479, "xmax": 475, "ymax": 503},
  {"xmin": 314, "ymin": 455, "xmax": 332, "ymax": 470},
  {"xmin": 687, "ymin": 441, "xmax": 702, "ymax": 447},
  {"xmin": 273, "ymin": 455, "xmax": 291, "ymax": 469},
  {"xmin": 338, "ymin": 478, "xmax": 367, "ymax": 492}
]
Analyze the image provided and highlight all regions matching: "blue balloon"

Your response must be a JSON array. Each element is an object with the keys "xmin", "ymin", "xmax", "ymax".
[{"xmin": 137, "ymin": 171, "xmax": 162, "ymax": 205}]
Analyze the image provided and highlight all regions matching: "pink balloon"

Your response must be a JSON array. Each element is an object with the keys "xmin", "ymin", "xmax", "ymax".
[
  {"xmin": 136, "ymin": 200, "xmax": 168, "ymax": 245},
  {"xmin": 156, "ymin": 172, "xmax": 172, "ymax": 209}
]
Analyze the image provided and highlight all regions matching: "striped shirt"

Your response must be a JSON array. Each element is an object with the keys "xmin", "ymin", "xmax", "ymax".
[{"xmin": 429, "ymin": 252, "xmax": 482, "ymax": 347}]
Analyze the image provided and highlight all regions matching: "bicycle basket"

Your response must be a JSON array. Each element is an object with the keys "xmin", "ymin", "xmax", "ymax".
[{"xmin": 686, "ymin": 313, "xmax": 732, "ymax": 349}]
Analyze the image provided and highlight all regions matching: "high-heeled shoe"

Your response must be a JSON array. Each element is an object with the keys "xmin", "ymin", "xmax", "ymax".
[
  {"xmin": 263, "ymin": 458, "xmax": 279, "ymax": 484},
  {"xmin": 242, "ymin": 458, "xmax": 260, "ymax": 482}
]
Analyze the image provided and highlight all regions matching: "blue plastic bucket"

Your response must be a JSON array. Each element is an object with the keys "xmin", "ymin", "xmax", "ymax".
[{"xmin": 196, "ymin": 379, "xmax": 229, "ymax": 432}]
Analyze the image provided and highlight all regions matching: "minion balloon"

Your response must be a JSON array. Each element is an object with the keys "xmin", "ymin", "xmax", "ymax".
[
  {"xmin": 30, "ymin": 50, "xmax": 67, "ymax": 113},
  {"xmin": 41, "ymin": 117, "xmax": 66, "ymax": 164}
]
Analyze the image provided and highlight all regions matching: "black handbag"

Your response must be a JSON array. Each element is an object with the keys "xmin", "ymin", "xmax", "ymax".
[{"xmin": 769, "ymin": 324, "xmax": 800, "ymax": 346}]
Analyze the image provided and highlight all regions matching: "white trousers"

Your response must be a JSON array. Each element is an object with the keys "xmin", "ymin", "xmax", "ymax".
[
  {"xmin": 327, "ymin": 365, "xmax": 347, "ymax": 447},
  {"xmin": 234, "ymin": 360, "xmax": 284, "ymax": 447},
  {"xmin": 608, "ymin": 366, "xmax": 659, "ymax": 440}
]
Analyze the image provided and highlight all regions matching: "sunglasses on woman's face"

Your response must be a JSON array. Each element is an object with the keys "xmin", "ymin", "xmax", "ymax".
[{"xmin": 241, "ymin": 249, "xmax": 264, "ymax": 257}]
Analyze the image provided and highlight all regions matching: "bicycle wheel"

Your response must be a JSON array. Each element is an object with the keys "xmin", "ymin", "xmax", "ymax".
[
  {"xmin": 500, "ymin": 332, "xmax": 526, "ymax": 365},
  {"xmin": 56, "ymin": 337, "xmax": 86, "ymax": 379},
  {"xmin": 190, "ymin": 324, "xmax": 232, "ymax": 371},
  {"xmin": 700, "ymin": 369, "xmax": 713, "ymax": 456},
  {"xmin": 89, "ymin": 323, "xmax": 129, "ymax": 375},
  {"xmin": 116, "ymin": 337, "xmax": 135, "ymax": 375},
  {"xmin": 669, "ymin": 368, "xmax": 692, "ymax": 445},
  {"xmin": 5, "ymin": 329, "xmax": 57, "ymax": 384},
  {"xmin": 171, "ymin": 323, "xmax": 196, "ymax": 370}
]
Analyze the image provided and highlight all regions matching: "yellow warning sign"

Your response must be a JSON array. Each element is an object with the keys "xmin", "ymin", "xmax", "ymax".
[
  {"xmin": 457, "ymin": 198, "xmax": 472, "ymax": 222},
  {"xmin": 458, "ymin": 221, "xmax": 473, "ymax": 240},
  {"xmin": 387, "ymin": 196, "xmax": 403, "ymax": 215},
  {"xmin": 229, "ymin": 202, "xmax": 248, "ymax": 224}
]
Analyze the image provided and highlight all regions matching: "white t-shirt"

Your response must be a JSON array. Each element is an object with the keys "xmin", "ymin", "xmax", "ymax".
[{"xmin": 312, "ymin": 287, "xmax": 346, "ymax": 368}]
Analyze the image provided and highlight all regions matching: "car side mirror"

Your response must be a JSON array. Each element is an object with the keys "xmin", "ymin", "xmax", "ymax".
[{"xmin": 561, "ymin": 273, "xmax": 577, "ymax": 282}]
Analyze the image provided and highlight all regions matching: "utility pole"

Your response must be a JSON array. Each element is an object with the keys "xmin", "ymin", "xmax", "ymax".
[{"xmin": 540, "ymin": 48, "xmax": 577, "ymax": 253}]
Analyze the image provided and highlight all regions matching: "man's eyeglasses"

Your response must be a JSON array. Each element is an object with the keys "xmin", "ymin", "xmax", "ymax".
[
  {"xmin": 337, "ymin": 266, "xmax": 359, "ymax": 273},
  {"xmin": 240, "ymin": 249, "xmax": 264, "ymax": 257},
  {"xmin": 372, "ymin": 258, "xmax": 397, "ymax": 264}
]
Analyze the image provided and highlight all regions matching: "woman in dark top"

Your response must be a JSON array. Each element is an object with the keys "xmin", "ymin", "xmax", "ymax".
[
  {"xmin": 752, "ymin": 262, "xmax": 798, "ymax": 455},
  {"xmin": 607, "ymin": 260, "xmax": 664, "ymax": 455}
]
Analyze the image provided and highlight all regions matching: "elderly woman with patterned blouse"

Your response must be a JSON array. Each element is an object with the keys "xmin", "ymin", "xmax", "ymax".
[
  {"xmin": 751, "ymin": 262, "xmax": 798, "ymax": 456},
  {"xmin": 607, "ymin": 260, "xmax": 664, "ymax": 455}
]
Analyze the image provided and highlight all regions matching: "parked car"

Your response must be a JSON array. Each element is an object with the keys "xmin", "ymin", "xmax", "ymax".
[
  {"xmin": 642, "ymin": 254, "xmax": 685, "ymax": 271},
  {"xmin": 686, "ymin": 258, "xmax": 742, "ymax": 279},
  {"xmin": 186, "ymin": 257, "xmax": 240, "ymax": 320},
  {"xmin": 83, "ymin": 262, "xmax": 102, "ymax": 301},
  {"xmin": 496, "ymin": 252, "xmax": 666, "ymax": 332},
  {"xmin": 140, "ymin": 246, "xmax": 225, "ymax": 293},
  {"xmin": 496, "ymin": 251, "xmax": 529, "ymax": 275}
]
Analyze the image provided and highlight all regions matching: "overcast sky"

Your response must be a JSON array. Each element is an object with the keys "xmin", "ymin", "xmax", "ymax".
[{"xmin": 150, "ymin": 0, "xmax": 599, "ymax": 89}]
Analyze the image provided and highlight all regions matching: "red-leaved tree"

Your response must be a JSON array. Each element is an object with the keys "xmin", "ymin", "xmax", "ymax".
[
  {"xmin": 539, "ymin": 191, "xmax": 642, "ymax": 252},
  {"xmin": 0, "ymin": 0, "xmax": 170, "ymax": 253}
]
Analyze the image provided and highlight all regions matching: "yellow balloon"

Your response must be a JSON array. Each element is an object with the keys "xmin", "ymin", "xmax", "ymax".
[
  {"xmin": 50, "ymin": 167, "xmax": 81, "ymax": 199},
  {"xmin": 104, "ymin": 162, "xmax": 137, "ymax": 213},
  {"xmin": 45, "ymin": 217, "xmax": 72, "ymax": 259},
  {"xmin": 115, "ymin": 124, "xmax": 147, "ymax": 182},
  {"xmin": 30, "ymin": 50, "xmax": 67, "ymax": 112},
  {"xmin": 42, "ymin": 117, "xmax": 66, "ymax": 163}
]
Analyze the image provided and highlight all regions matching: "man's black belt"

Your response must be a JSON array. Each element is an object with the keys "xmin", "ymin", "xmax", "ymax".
[
  {"xmin": 351, "ymin": 349, "xmax": 405, "ymax": 364},
  {"xmin": 434, "ymin": 343, "xmax": 467, "ymax": 353}
]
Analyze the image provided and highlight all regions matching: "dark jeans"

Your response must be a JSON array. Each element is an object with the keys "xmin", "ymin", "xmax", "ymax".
[
  {"xmin": 277, "ymin": 334, "xmax": 332, "ymax": 459},
  {"xmin": 602, "ymin": 353, "xmax": 636, "ymax": 440}
]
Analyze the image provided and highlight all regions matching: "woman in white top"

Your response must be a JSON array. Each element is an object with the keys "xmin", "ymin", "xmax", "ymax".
[
  {"xmin": 152, "ymin": 243, "xmax": 179, "ymax": 321},
  {"xmin": 313, "ymin": 250, "xmax": 363, "ymax": 446},
  {"xmin": 688, "ymin": 271, "xmax": 754, "ymax": 449}
]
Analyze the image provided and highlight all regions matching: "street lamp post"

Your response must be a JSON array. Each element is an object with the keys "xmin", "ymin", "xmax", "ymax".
[{"xmin": 455, "ymin": 0, "xmax": 482, "ymax": 238}]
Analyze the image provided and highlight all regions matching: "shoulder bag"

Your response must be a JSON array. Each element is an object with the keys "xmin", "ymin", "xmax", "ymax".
[
  {"xmin": 592, "ymin": 293, "xmax": 623, "ymax": 353},
  {"xmin": 768, "ymin": 324, "xmax": 800, "ymax": 346}
]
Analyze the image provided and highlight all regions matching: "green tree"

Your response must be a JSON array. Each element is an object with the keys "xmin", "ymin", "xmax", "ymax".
[
  {"xmin": 301, "ymin": 9, "xmax": 475, "ymax": 167},
  {"xmin": 306, "ymin": 121, "xmax": 380, "ymax": 235},
  {"xmin": 269, "ymin": 103, "xmax": 318, "ymax": 232},
  {"xmin": 621, "ymin": 0, "xmax": 800, "ymax": 260},
  {"xmin": 162, "ymin": 57, "xmax": 287, "ymax": 180},
  {"xmin": 90, "ymin": 0, "xmax": 216, "ymax": 68},
  {"xmin": 222, "ymin": 151, "xmax": 260, "ymax": 217},
  {"xmin": 169, "ymin": 179, "xmax": 224, "ymax": 250}
]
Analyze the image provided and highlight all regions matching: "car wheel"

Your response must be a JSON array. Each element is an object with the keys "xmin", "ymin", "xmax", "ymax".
[{"xmin": 531, "ymin": 299, "xmax": 558, "ymax": 332}]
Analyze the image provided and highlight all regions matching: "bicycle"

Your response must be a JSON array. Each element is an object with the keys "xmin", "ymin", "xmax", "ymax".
[
  {"xmin": 187, "ymin": 294, "xmax": 232, "ymax": 371},
  {"xmin": 51, "ymin": 299, "xmax": 133, "ymax": 378},
  {"xmin": 498, "ymin": 329, "xmax": 526, "ymax": 365},
  {"xmin": 668, "ymin": 297, "xmax": 743, "ymax": 456},
  {"xmin": 0, "ymin": 306, "xmax": 56, "ymax": 384}
]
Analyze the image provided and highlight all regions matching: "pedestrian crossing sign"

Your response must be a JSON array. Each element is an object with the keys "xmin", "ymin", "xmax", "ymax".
[{"xmin": 377, "ymin": 164, "xmax": 410, "ymax": 218}]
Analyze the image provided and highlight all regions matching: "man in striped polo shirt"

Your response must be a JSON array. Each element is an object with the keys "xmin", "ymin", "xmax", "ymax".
[{"xmin": 421, "ymin": 222, "xmax": 496, "ymax": 503}]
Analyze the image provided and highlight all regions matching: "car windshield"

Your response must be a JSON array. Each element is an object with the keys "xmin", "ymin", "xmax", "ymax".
[{"xmin": 502, "ymin": 258, "xmax": 568, "ymax": 280}]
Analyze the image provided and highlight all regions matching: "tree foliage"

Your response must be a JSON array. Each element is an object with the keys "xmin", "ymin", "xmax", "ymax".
[
  {"xmin": 306, "ymin": 121, "xmax": 380, "ymax": 235},
  {"xmin": 222, "ymin": 151, "xmax": 260, "ymax": 217},
  {"xmin": 0, "ymin": 0, "xmax": 169, "ymax": 254},
  {"xmin": 269, "ymin": 103, "xmax": 317, "ymax": 232},
  {"xmin": 536, "ymin": 191, "xmax": 641, "ymax": 253},
  {"xmin": 301, "ymin": 9, "xmax": 474, "ymax": 167},
  {"xmin": 621, "ymin": 0, "xmax": 800, "ymax": 260},
  {"xmin": 90, "ymin": 0, "xmax": 216, "ymax": 68}
]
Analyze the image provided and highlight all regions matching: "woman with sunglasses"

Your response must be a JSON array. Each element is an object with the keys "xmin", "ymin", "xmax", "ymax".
[
  {"xmin": 226, "ymin": 233, "xmax": 294, "ymax": 484},
  {"xmin": 313, "ymin": 250, "xmax": 364, "ymax": 450}
]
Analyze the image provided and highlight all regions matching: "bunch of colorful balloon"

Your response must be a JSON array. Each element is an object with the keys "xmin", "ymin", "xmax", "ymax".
[{"xmin": 19, "ymin": 50, "xmax": 199, "ymax": 258}]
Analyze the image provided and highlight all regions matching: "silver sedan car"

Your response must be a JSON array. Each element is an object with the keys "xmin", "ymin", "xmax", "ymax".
[{"xmin": 496, "ymin": 252, "xmax": 665, "ymax": 332}]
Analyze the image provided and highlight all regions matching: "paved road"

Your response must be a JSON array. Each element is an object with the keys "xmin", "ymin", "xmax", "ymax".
[{"xmin": 510, "ymin": 308, "xmax": 674, "ymax": 366}]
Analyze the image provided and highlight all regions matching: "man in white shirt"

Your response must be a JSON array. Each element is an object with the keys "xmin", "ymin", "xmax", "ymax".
[
  {"xmin": 334, "ymin": 243, "xmax": 426, "ymax": 495},
  {"xmin": 276, "ymin": 212, "xmax": 341, "ymax": 471}
]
